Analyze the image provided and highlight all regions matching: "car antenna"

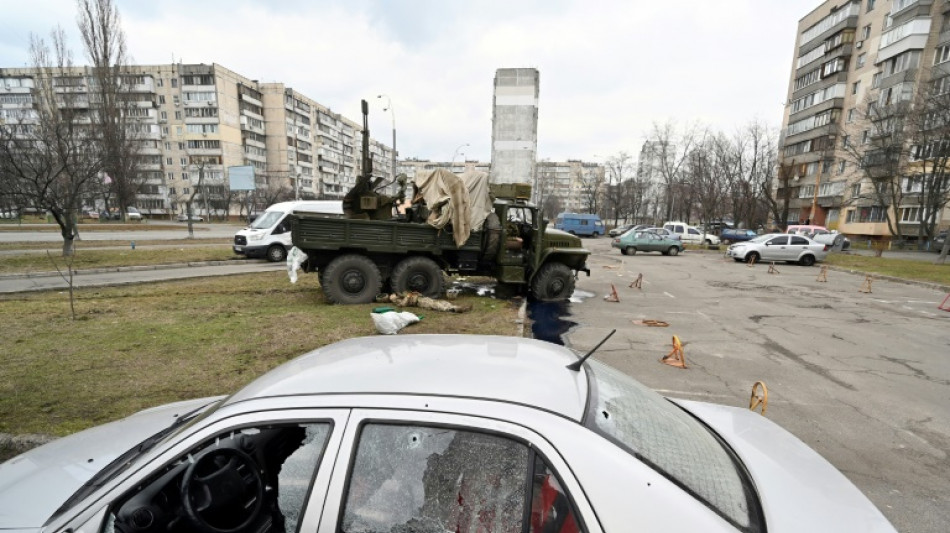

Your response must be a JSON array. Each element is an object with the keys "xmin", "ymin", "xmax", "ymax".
[{"xmin": 567, "ymin": 329, "xmax": 616, "ymax": 371}]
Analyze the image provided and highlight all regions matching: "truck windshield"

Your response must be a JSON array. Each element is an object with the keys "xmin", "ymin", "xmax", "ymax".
[{"xmin": 251, "ymin": 211, "xmax": 283, "ymax": 229}]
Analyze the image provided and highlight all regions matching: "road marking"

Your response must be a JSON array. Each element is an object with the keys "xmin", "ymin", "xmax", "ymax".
[
  {"xmin": 664, "ymin": 292, "xmax": 675, "ymax": 298},
  {"xmin": 696, "ymin": 311, "xmax": 711, "ymax": 321}
]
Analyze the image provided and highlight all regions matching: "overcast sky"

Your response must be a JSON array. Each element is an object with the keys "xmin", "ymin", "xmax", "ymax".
[{"xmin": 0, "ymin": 0, "xmax": 820, "ymax": 163}]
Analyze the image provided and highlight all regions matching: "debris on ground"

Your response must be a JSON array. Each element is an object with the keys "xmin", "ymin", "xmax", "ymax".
[
  {"xmin": 388, "ymin": 292, "xmax": 473, "ymax": 313},
  {"xmin": 371, "ymin": 310, "xmax": 421, "ymax": 335}
]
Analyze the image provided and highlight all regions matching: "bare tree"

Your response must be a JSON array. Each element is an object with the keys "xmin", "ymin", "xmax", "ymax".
[
  {"xmin": 603, "ymin": 152, "xmax": 634, "ymax": 225},
  {"xmin": 576, "ymin": 165, "xmax": 603, "ymax": 215},
  {"xmin": 77, "ymin": 0, "xmax": 142, "ymax": 220},
  {"xmin": 646, "ymin": 121, "xmax": 702, "ymax": 222},
  {"xmin": 0, "ymin": 29, "xmax": 103, "ymax": 256},
  {"xmin": 729, "ymin": 121, "xmax": 777, "ymax": 230}
]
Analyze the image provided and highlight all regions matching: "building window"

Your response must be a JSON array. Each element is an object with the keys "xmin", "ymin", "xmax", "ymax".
[
  {"xmin": 851, "ymin": 183, "xmax": 862, "ymax": 197},
  {"xmin": 863, "ymin": 24, "xmax": 871, "ymax": 39},
  {"xmin": 839, "ymin": 160, "xmax": 848, "ymax": 173},
  {"xmin": 853, "ymin": 81, "xmax": 861, "ymax": 95},
  {"xmin": 160, "ymin": 111, "xmax": 167, "ymax": 120},
  {"xmin": 180, "ymin": 157, "xmax": 188, "ymax": 165},
  {"xmin": 158, "ymin": 95, "xmax": 166, "ymax": 105},
  {"xmin": 857, "ymin": 53, "xmax": 866, "ymax": 68},
  {"xmin": 862, "ymin": 130, "xmax": 870, "ymax": 143},
  {"xmin": 156, "ymin": 78, "xmax": 163, "ymax": 87},
  {"xmin": 166, "ymin": 157, "xmax": 173, "ymax": 165},
  {"xmin": 167, "ymin": 172, "xmax": 174, "ymax": 180},
  {"xmin": 867, "ymin": 0, "xmax": 876, "ymax": 11},
  {"xmin": 175, "ymin": 110, "xmax": 182, "ymax": 120},
  {"xmin": 847, "ymin": 108, "xmax": 855, "ymax": 122},
  {"xmin": 171, "ymin": 78, "xmax": 178, "ymax": 88},
  {"xmin": 872, "ymin": 72, "xmax": 882, "ymax": 88},
  {"xmin": 178, "ymin": 142, "xmax": 185, "ymax": 150},
  {"xmin": 936, "ymin": 45, "xmax": 950, "ymax": 65},
  {"xmin": 164, "ymin": 142, "xmax": 170, "ymax": 150},
  {"xmin": 182, "ymin": 187, "xmax": 189, "ymax": 194},
  {"xmin": 842, "ymin": 135, "xmax": 851, "ymax": 148}
]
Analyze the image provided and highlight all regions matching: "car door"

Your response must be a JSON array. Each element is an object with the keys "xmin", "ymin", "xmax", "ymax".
[
  {"xmin": 644, "ymin": 232, "xmax": 663, "ymax": 252},
  {"xmin": 763, "ymin": 235, "xmax": 790, "ymax": 261},
  {"xmin": 51, "ymin": 408, "xmax": 350, "ymax": 533},
  {"xmin": 317, "ymin": 409, "xmax": 603, "ymax": 533},
  {"xmin": 789, "ymin": 235, "xmax": 812, "ymax": 260}
]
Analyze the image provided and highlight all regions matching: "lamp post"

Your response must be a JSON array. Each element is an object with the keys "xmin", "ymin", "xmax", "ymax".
[
  {"xmin": 294, "ymin": 165, "xmax": 301, "ymax": 201},
  {"xmin": 377, "ymin": 95, "xmax": 397, "ymax": 182},
  {"xmin": 452, "ymin": 143, "xmax": 470, "ymax": 164}
]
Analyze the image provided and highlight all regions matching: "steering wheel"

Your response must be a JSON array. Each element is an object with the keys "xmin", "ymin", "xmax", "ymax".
[{"xmin": 180, "ymin": 447, "xmax": 264, "ymax": 533}]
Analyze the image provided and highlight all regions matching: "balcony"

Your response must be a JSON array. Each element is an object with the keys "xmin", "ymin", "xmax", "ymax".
[
  {"xmin": 240, "ymin": 92, "xmax": 262, "ymax": 107},
  {"xmin": 878, "ymin": 18, "xmax": 931, "ymax": 62}
]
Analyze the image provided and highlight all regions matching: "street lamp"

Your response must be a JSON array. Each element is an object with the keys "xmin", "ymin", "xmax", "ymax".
[
  {"xmin": 377, "ymin": 95, "xmax": 397, "ymax": 182},
  {"xmin": 452, "ymin": 143, "xmax": 470, "ymax": 164},
  {"xmin": 294, "ymin": 165, "xmax": 301, "ymax": 201}
]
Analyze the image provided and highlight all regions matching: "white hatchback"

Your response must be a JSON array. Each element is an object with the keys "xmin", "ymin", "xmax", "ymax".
[
  {"xmin": 0, "ymin": 335, "xmax": 894, "ymax": 533},
  {"xmin": 727, "ymin": 233, "xmax": 829, "ymax": 266}
]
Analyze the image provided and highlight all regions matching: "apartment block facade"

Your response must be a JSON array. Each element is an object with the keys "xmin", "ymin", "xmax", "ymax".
[
  {"xmin": 779, "ymin": 0, "xmax": 950, "ymax": 242},
  {"xmin": 0, "ymin": 62, "xmax": 395, "ymax": 218}
]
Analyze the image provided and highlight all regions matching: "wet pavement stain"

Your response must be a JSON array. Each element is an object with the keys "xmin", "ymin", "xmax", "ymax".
[{"xmin": 527, "ymin": 290, "xmax": 593, "ymax": 345}]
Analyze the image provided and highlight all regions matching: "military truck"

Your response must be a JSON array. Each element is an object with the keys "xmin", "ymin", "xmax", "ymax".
[{"xmin": 290, "ymin": 100, "xmax": 590, "ymax": 304}]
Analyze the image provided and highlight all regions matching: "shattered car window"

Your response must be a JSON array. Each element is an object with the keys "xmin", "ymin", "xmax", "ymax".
[
  {"xmin": 585, "ymin": 360, "xmax": 760, "ymax": 531},
  {"xmin": 342, "ymin": 424, "xmax": 529, "ymax": 533}
]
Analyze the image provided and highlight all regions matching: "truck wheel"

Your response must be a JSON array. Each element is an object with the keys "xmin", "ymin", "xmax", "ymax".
[
  {"xmin": 392, "ymin": 256, "xmax": 444, "ymax": 298},
  {"xmin": 266, "ymin": 244, "xmax": 287, "ymax": 262},
  {"xmin": 322, "ymin": 254, "xmax": 382, "ymax": 304},
  {"xmin": 531, "ymin": 263, "xmax": 575, "ymax": 302}
]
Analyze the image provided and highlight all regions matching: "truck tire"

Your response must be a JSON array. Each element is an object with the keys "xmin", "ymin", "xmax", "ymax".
[
  {"xmin": 322, "ymin": 254, "xmax": 382, "ymax": 304},
  {"xmin": 266, "ymin": 244, "xmax": 287, "ymax": 262},
  {"xmin": 391, "ymin": 256, "xmax": 444, "ymax": 298},
  {"xmin": 531, "ymin": 263, "xmax": 575, "ymax": 302}
]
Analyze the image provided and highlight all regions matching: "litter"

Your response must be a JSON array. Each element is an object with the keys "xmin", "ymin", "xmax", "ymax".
[{"xmin": 372, "ymin": 311, "xmax": 421, "ymax": 335}]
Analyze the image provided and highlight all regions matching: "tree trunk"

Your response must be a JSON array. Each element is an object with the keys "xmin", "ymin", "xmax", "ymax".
[{"xmin": 936, "ymin": 237, "xmax": 950, "ymax": 264}]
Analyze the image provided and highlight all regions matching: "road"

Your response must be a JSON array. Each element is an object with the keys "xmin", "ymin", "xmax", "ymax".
[
  {"xmin": 552, "ymin": 238, "xmax": 950, "ymax": 533},
  {"xmin": 0, "ymin": 223, "xmax": 239, "ymax": 243}
]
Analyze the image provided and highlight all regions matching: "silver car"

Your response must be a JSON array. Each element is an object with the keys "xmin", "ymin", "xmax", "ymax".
[
  {"xmin": 0, "ymin": 335, "xmax": 894, "ymax": 533},
  {"xmin": 727, "ymin": 233, "xmax": 829, "ymax": 266}
]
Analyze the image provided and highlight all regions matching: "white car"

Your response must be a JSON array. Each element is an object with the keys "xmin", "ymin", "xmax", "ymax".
[
  {"xmin": 0, "ymin": 335, "xmax": 895, "ymax": 533},
  {"xmin": 727, "ymin": 233, "xmax": 829, "ymax": 266},
  {"xmin": 126, "ymin": 207, "xmax": 143, "ymax": 221},
  {"xmin": 176, "ymin": 213, "xmax": 204, "ymax": 222},
  {"xmin": 663, "ymin": 221, "xmax": 720, "ymax": 245}
]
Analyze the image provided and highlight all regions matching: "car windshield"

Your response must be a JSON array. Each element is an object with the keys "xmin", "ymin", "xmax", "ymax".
[
  {"xmin": 585, "ymin": 360, "xmax": 761, "ymax": 531},
  {"xmin": 250, "ymin": 211, "xmax": 283, "ymax": 229}
]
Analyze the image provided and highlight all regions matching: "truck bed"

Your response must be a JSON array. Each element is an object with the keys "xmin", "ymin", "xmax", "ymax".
[{"xmin": 292, "ymin": 213, "xmax": 483, "ymax": 254}]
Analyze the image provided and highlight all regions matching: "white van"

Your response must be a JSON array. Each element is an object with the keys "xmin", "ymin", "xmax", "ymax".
[
  {"xmin": 233, "ymin": 201, "xmax": 343, "ymax": 262},
  {"xmin": 662, "ymin": 221, "xmax": 720, "ymax": 245}
]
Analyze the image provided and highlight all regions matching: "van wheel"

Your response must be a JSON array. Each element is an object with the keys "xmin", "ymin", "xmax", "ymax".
[
  {"xmin": 799, "ymin": 254, "xmax": 816, "ymax": 267},
  {"xmin": 391, "ymin": 256, "xmax": 444, "ymax": 298},
  {"xmin": 266, "ymin": 244, "xmax": 287, "ymax": 262},
  {"xmin": 322, "ymin": 254, "xmax": 382, "ymax": 304},
  {"xmin": 531, "ymin": 263, "xmax": 575, "ymax": 302}
]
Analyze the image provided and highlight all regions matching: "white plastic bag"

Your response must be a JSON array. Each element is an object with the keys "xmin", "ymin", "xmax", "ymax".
[
  {"xmin": 372, "ymin": 311, "xmax": 421, "ymax": 335},
  {"xmin": 287, "ymin": 246, "xmax": 308, "ymax": 284}
]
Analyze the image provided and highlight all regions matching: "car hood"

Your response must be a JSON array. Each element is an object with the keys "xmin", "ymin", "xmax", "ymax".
[
  {"xmin": 0, "ymin": 397, "xmax": 220, "ymax": 530},
  {"xmin": 671, "ymin": 399, "xmax": 896, "ymax": 533}
]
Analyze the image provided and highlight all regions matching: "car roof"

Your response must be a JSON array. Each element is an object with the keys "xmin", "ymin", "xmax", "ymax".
[{"xmin": 223, "ymin": 335, "xmax": 590, "ymax": 420}]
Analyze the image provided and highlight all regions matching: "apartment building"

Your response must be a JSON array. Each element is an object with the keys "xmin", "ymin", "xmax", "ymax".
[
  {"xmin": 0, "ymin": 62, "xmax": 394, "ymax": 218},
  {"xmin": 779, "ymin": 0, "xmax": 950, "ymax": 243},
  {"xmin": 491, "ymin": 68, "xmax": 539, "ymax": 185}
]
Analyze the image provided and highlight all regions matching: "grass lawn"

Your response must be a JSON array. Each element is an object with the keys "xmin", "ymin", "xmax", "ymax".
[
  {"xmin": 825, "ymin": 253, "xmax": 950, "ymax": 286},
  {"xmin": 0, "ymin": 271, "xmax": 522, "ymax": 440}
]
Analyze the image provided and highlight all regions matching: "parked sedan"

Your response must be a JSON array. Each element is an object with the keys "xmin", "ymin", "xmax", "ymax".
[
  {"xmin": 0, "ymin": 335, "xmax": 896, "ymax": 533},
  {"xmin": 727, "ymin": 233, "xmax": 829, "ymax": 266},
  {"xmin": 612, "ymin": 230, "xmax": 684, "ymax": 256},
  {"xmin": 176, "ymin": 213, "xmax": 204, "ymax": 222}
]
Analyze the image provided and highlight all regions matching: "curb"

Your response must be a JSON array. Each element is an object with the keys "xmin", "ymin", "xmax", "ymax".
[{"xmin": 0, "ymin": 259, "xmax": 265, "ymax": 280}]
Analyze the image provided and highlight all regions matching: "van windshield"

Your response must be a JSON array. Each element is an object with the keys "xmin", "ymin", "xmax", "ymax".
[{"xmin": 251, "ymin": 211, "xmax": 283, "ymax": 229}]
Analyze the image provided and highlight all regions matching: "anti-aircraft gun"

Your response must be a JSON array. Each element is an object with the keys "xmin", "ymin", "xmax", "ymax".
[{"xmin": 341, "ymin": 99, "xmax": 406, "ymax": 221}]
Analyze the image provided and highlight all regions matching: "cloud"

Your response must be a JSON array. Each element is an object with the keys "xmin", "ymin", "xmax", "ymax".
[{"xmin": 1, "ymin": 0, "xmax": 814, "ymax": 163}]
